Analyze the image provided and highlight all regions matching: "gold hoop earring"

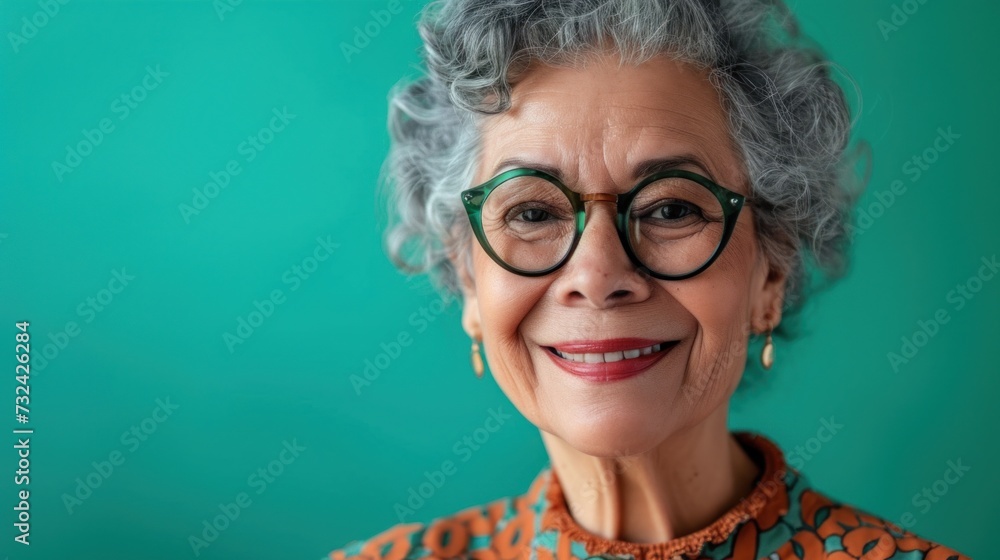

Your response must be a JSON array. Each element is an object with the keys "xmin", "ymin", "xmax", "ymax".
[
  {"xmin": 760, "ymin": 326, "xmax": 774, "ymax": 370},
  {"xmin": 471, "ymin": 338, "xmax": 484, "ymax": 379}
]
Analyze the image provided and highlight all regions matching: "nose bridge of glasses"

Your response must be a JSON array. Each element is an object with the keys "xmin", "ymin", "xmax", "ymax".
[
  {"xmin": 579, "ymin": 192, "xmax": 618, "ymax": 204},
  {"xmin": 577, "ymin": 192, "xmax": 622, "ymax": 235},
  {"xmin": 574, "ymin": 191, "xmax": 627, "ymax": 266}
]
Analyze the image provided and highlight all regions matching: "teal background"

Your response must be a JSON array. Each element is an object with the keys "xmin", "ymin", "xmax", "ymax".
[{"xmin": 0, "ymin": 0, "xmax": 995, "ymax": 558}]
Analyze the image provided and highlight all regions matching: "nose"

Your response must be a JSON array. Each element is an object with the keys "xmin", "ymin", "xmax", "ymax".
[{"xmin": 551, "ymin": 199, "xmax": 652, "ymax": 309}]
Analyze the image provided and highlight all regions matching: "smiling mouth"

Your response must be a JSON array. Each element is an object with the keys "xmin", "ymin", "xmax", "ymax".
[{"xmin": 546, "ymin": 341, "xmax": 679, "ymax": 364}]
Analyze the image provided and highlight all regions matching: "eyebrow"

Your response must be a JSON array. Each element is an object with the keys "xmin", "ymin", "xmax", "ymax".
[{"xmin": 490, "ymin": 155, "xmax": 717, "ymax": 185}]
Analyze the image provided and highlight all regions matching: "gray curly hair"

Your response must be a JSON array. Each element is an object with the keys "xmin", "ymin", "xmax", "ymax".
[{"xmin": 380, "ymin": 0, "xmax": 863, "ymax": 334}]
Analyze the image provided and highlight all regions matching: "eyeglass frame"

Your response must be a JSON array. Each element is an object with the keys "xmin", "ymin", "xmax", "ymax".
[{"xmin": 460, "ymin": 167, "xmax": 751, "ymax": 281}]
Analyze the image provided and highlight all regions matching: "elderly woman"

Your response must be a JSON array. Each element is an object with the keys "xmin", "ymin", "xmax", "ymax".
[{"xmin": 330, "ymin": 1, "xmax": 969, "ymax": 559}]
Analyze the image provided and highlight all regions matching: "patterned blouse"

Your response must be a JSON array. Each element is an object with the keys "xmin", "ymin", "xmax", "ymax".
[{"xmin": 327, "ymin": 431, "xmax": 970, "ymax": 560}]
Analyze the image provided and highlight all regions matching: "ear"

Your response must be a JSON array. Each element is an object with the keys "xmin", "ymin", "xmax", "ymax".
[
  {"xmin": 750, "ymin": 252, "xmax": 787, "ymax": 334},
  {"xmin": 451, "ymin": 246, "xmax": 482, "ymax": 340}
]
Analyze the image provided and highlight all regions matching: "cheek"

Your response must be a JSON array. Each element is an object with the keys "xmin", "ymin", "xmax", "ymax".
[
  {"xmin": 674, "ymin": 224, "xmax": 760, "ymax": 401},
  {"xmin": 472, "ymin": 250, "xmax": 549, "ymax": 416},
  {"xmin": 691, "ymin": 218, "xmax": 759, "ymax": 327}
]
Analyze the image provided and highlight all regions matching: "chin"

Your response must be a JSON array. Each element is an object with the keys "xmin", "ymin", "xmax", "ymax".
[
  {"xmin": 538, "ymin": 381, "xmax": 687, "ymax": 457},
  {"xmin": 532, "ymin": 345, "xmax": 697, "ymax": 456},
  {"xmin": 551, "ymin": 408, "xmax": 676, "ymax": 457}
]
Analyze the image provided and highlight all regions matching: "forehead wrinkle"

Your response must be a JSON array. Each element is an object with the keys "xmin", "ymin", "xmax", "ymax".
[
  {"xmin": 483, "ymin": 118, "xmax": 738, "ymax": 193},
  {"xmin": 505, "ymin": 87, "xmax": 728, "ymax": 138},
  {"xmin": 594, "ymin": 98, "xmax": 745, "ymax": 190},
  {"xmin": 479, "ymin": 62, "xmax": 743, "ymax": 191}
]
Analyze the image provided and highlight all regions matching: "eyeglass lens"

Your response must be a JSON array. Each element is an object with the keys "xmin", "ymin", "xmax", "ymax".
[{"xmin": 479, "ymin": 175, "xmax": 727, "ymax": 276}]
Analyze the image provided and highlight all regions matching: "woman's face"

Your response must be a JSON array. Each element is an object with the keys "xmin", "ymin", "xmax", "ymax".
[{"xmin": 457, "ymin": 53, "xmax": 786, "ymax": 456}]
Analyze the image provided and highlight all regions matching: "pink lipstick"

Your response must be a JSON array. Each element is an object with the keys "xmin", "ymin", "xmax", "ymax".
[{"xmin": 543, "ymin": 337, "xmax": 678, "ymax": 381}]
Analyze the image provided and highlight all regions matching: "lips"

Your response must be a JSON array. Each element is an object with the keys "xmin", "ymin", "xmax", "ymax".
[
  {"xmin": 544, "ymin": 337, "xmax": 679, "ymax": 381},
  {"xmin": 551, "ymin": 341, "xmax": 667, "ymax": 363}
]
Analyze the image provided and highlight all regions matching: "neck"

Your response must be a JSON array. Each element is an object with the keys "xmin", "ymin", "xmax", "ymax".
[{"xmin": 539, "ymin": 405, "xmax": 760, "ymax": 542}]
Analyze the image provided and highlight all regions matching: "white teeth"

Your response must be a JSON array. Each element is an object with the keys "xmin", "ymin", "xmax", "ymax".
[
  {"xmin": 554, "ymin": 343, "xmax": 670, "ymax": 363},
  {"xmin": 604, "ymin": 351, "xmax": 624, "ymax": 362}
]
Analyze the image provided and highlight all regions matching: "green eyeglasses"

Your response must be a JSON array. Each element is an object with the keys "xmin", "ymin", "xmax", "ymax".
[{"xmin": 460, "ymin": 167, "xmax": 747, "ymax": 280}]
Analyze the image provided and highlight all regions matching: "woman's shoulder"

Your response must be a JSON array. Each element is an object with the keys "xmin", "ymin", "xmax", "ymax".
[
  {"xmin": 776, "ymin": 480, "xmax": 971, "ymax": 560},
  {"xmin": 327, "ymin": 494, "xmax": 530, "ymax": 560},
  {"xmin": 327, "ymin": 472, "xmax": 547, "ymax": 560}
]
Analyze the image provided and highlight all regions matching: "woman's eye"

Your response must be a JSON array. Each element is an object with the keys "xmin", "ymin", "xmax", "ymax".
[
  {"xmin": 656, "ymin": 203, "xmax": 696, "ymax": 220},
  {"xmin": 518, "ymin": 208, "xmax": 550, "ymax": 222}
]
